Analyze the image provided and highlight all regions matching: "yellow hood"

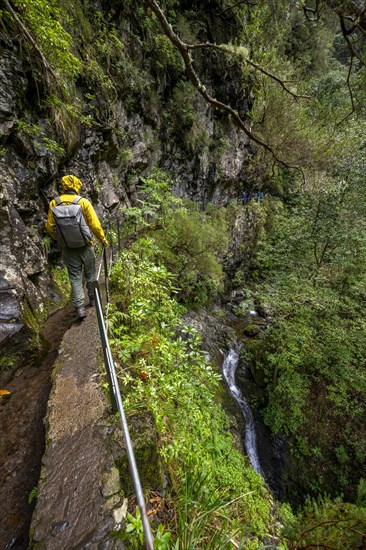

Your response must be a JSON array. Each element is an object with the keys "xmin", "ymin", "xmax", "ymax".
[{"xmin": 61, "ymin": 175, "xmax": 82, "ymax": 194}]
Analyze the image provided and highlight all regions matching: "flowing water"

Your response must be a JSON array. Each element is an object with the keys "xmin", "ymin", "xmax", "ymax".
[{"xmin": 222, "ymin": 349, "xmax": 265, "ymax": 477}]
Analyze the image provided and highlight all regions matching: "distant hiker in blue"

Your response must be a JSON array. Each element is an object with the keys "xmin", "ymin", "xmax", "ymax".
[
  {"xmin": 257, "ymin": 191, "xmax": 263, "ymax": 202},
  {"xmin": 242, "ymin": 192, "xmax": 248, "ymax": 204}
]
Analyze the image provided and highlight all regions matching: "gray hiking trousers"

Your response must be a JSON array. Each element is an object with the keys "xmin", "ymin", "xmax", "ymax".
[{"xmin": 62, "ymin": 245, "xmax": 96, "ymax": 308}]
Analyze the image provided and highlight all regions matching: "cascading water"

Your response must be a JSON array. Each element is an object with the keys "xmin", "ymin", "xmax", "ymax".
[{"xmin": 222, "ymin": 349, "xmax": 265, "ymax": 477}]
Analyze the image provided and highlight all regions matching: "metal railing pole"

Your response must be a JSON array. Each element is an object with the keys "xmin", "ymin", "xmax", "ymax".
[
  {"xmin": 94, "ymin": 284, "xmax": 117, "ymax": 413},
  {"xmin": 97, "ymin": 252, "xmax": 104, "ymax": 282},
  {"xmin": 93, "ymin": 285, "xmax": 154, "ymax": 550},
  {"xmin": 103, "ymin": 246, "xmax": 110, "ymax": 304}
]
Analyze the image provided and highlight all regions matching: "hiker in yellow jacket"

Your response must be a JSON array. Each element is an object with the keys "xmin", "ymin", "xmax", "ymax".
[{"xmin": 46, "ymin": 175, "xmax": 108, "ymax": 319}]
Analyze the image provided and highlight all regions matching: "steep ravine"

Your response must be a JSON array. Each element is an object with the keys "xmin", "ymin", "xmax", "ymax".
[
  {"xmin": 234, "ymin": 350, "xmax": 288, "ymax": 500},
  {"xmin": 185, "ymin": 304, "xmax": 287, "ymax": 500}
]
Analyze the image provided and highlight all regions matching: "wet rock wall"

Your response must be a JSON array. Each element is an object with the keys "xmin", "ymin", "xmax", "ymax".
[{"xmin": 0, "ymin": 2, "xmax": 254, "ymax": 358}]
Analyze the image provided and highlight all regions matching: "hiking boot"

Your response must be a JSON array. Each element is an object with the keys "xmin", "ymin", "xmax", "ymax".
[
  {"xmin": 88, "ymin": 298, "xmax": 95, "ymax": 307},
  {"xmin": 76, "ymin": 306, "xmax": 87, "ymax": 319}
]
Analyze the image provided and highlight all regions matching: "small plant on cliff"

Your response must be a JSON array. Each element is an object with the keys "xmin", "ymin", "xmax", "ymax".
[
  {"xmin": 15, "ymin": 118, "xmax": 65, "ymax": 156},
  {"xmin": 42, "ymin": 137, "xmax": 65, "ymax": 156},
  {"xmin": 28, "ymin": 486, "xmax": 38, "ymax": 504},
  {"xmin": 10, "ymin": 0, "xmax": 82, "ymax": 83},
  {"xmin": 15, "ymin": 119, "xmax": 41, "ymax": 138}
]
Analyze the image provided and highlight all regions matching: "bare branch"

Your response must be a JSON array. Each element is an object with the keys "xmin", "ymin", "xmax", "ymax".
[
  {"xmin": 337, "ymin": 53, "xmax": 356, "ymax": 125},
  {"xmin": 144, "ymin": 0, "xmax": 307, "ymax": 169},
  {"xmin": 187, "ymin": 42, "xmax": 312, "ymax": 100},
  {"xmin": 303, "ymin": 0, "xmax": 323, "ymax": 22},
  {"xmin": 339, "ymin": 15, "xmax": 365, "ymax": 67}
]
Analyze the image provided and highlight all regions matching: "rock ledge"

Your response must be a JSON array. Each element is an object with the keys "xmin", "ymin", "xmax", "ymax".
[{"xmin": 30, "ymin": 309, "xmax": 124, "ymax": 550}]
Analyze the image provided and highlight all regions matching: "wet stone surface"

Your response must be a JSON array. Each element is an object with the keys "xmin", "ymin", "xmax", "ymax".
[
  {"xmin": 30, "ymin": 307, "xmax": 125, "ymax": 550},
  {"xmin": 0, "ymin": 305, "xmax": 75, "ymax": 550},
  {"xmin": 0, "ymin": 274, "xmax": 23, "ymax": 345}
]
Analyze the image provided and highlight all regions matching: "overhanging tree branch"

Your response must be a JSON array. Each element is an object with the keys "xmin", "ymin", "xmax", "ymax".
[
  {"xmin": 187, "ymin": 43, "xmax": 311, "ymax": 100},
  {"xmin": 144, "ymin": 0, "xmax": 304, "ymax": 167},
  {"xmin": 339, "ymin": 15, "xmax": 366, "ymax": 67}
]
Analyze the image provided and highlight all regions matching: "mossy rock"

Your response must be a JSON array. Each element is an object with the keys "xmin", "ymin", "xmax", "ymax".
[
  {"xmin": 243, "ymin": 338, "xmax": 264, "ymax": 359},
  {"xmin": 243, "ymin": 324, "xmax": 261, "ymax": 337},
  {"xmin": 241, "ymin": 339, "xmax": 267, "ymax": 386},
  {"xmin": 115, "ymin": 410, "xmax": 163, "ymax": 495},
  {"xmin": 249, "ymin": 363, "xmax": 267, "ymax": 387}
]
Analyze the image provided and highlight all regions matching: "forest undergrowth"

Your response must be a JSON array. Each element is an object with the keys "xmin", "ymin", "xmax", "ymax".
[
  {"xmin": 107, "ymin": 173, "xmax": 281, "ymax": 549},
  {"xmin": 107, "ymin": 171, "xmax": 366, "ymax": 548}
]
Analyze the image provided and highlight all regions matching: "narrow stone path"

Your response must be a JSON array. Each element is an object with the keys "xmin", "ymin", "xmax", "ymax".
[{"xmin": 30, "ymin": 307, "xmax": 125, "ymax": 549}]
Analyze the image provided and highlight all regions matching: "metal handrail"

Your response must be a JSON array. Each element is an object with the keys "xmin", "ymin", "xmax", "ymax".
[
  {"xmin": 94, "ymin": 246, "xmax": 154, "ymax": 550},
  {"xmin": 103, "ymin": 246, "xmax": 110, "ymax": 304}
]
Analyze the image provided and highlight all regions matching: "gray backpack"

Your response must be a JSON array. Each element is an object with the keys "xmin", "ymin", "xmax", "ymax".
[{"xmin": 52, "ymin": 195, "xmax": 92, "ymax": 248}]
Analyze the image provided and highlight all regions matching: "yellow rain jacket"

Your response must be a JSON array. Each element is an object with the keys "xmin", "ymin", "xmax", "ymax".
[{"xmin": 45, "ymin": 175, "xmax": 108, "ymax": 246}]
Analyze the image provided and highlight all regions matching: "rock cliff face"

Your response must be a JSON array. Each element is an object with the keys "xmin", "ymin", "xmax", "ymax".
[
  {"xmin": 0, "ymin": 44, "xmax": 49, "ymax": 348},
  {"xmin": 0, "ymin": 2, "xmax": 253, "ymax": 357}
]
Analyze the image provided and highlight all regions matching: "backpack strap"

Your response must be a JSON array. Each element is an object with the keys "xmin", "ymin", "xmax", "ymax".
[{"xmin": 53, "ymin": 195, "xmax": 82, "ymax": 206}]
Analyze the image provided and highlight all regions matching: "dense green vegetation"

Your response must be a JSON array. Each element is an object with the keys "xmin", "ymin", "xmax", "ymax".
[
  {"xmin": 242, "ymin": 153, "xmax": 366, "ymax": 499},
  {"xmin": 108, "ymin": 174, "xmax": 281, "ymax": 548},
  {"xmin": 120, "ymin": 171, "xmax": 228, "ymax": 305},
  {"xmin": 218, "ymin": 0, "xmax": 366, "ymax": 506},
  {"xmin": 109, "ymin": 249, "xmax": 275, "ymax": 548},
  {"xmin": 109, "ymin": 171, "xmax": 366, "ymax": 547},
  {"xmin": 3, "ymin": 0, "xmax": 366, "ymax": 546}
]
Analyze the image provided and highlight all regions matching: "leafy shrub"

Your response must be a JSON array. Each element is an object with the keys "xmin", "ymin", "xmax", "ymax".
[
  {"xmin": 12, "ymin": 0, "xmax": 82, "ymax": 81},
  {"xmin": 109, "ymin": 245, "xmax": 276, "ymax": 547},
  {"xmin": 245, "ymin": 162, "xmax": 366, "ymax": 498},
  {"xmin": 284, "ymin": 494, "xmax": 366, "ymax": 549},
  {"xmin": 119, "ymin": 170, "xmax": 229, "ymax": 306}
]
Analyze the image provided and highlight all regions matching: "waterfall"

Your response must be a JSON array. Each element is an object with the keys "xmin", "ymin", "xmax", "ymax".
[{"xmin": 222, "ymin": 349, "xmax": 264, "ymax": 477}]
